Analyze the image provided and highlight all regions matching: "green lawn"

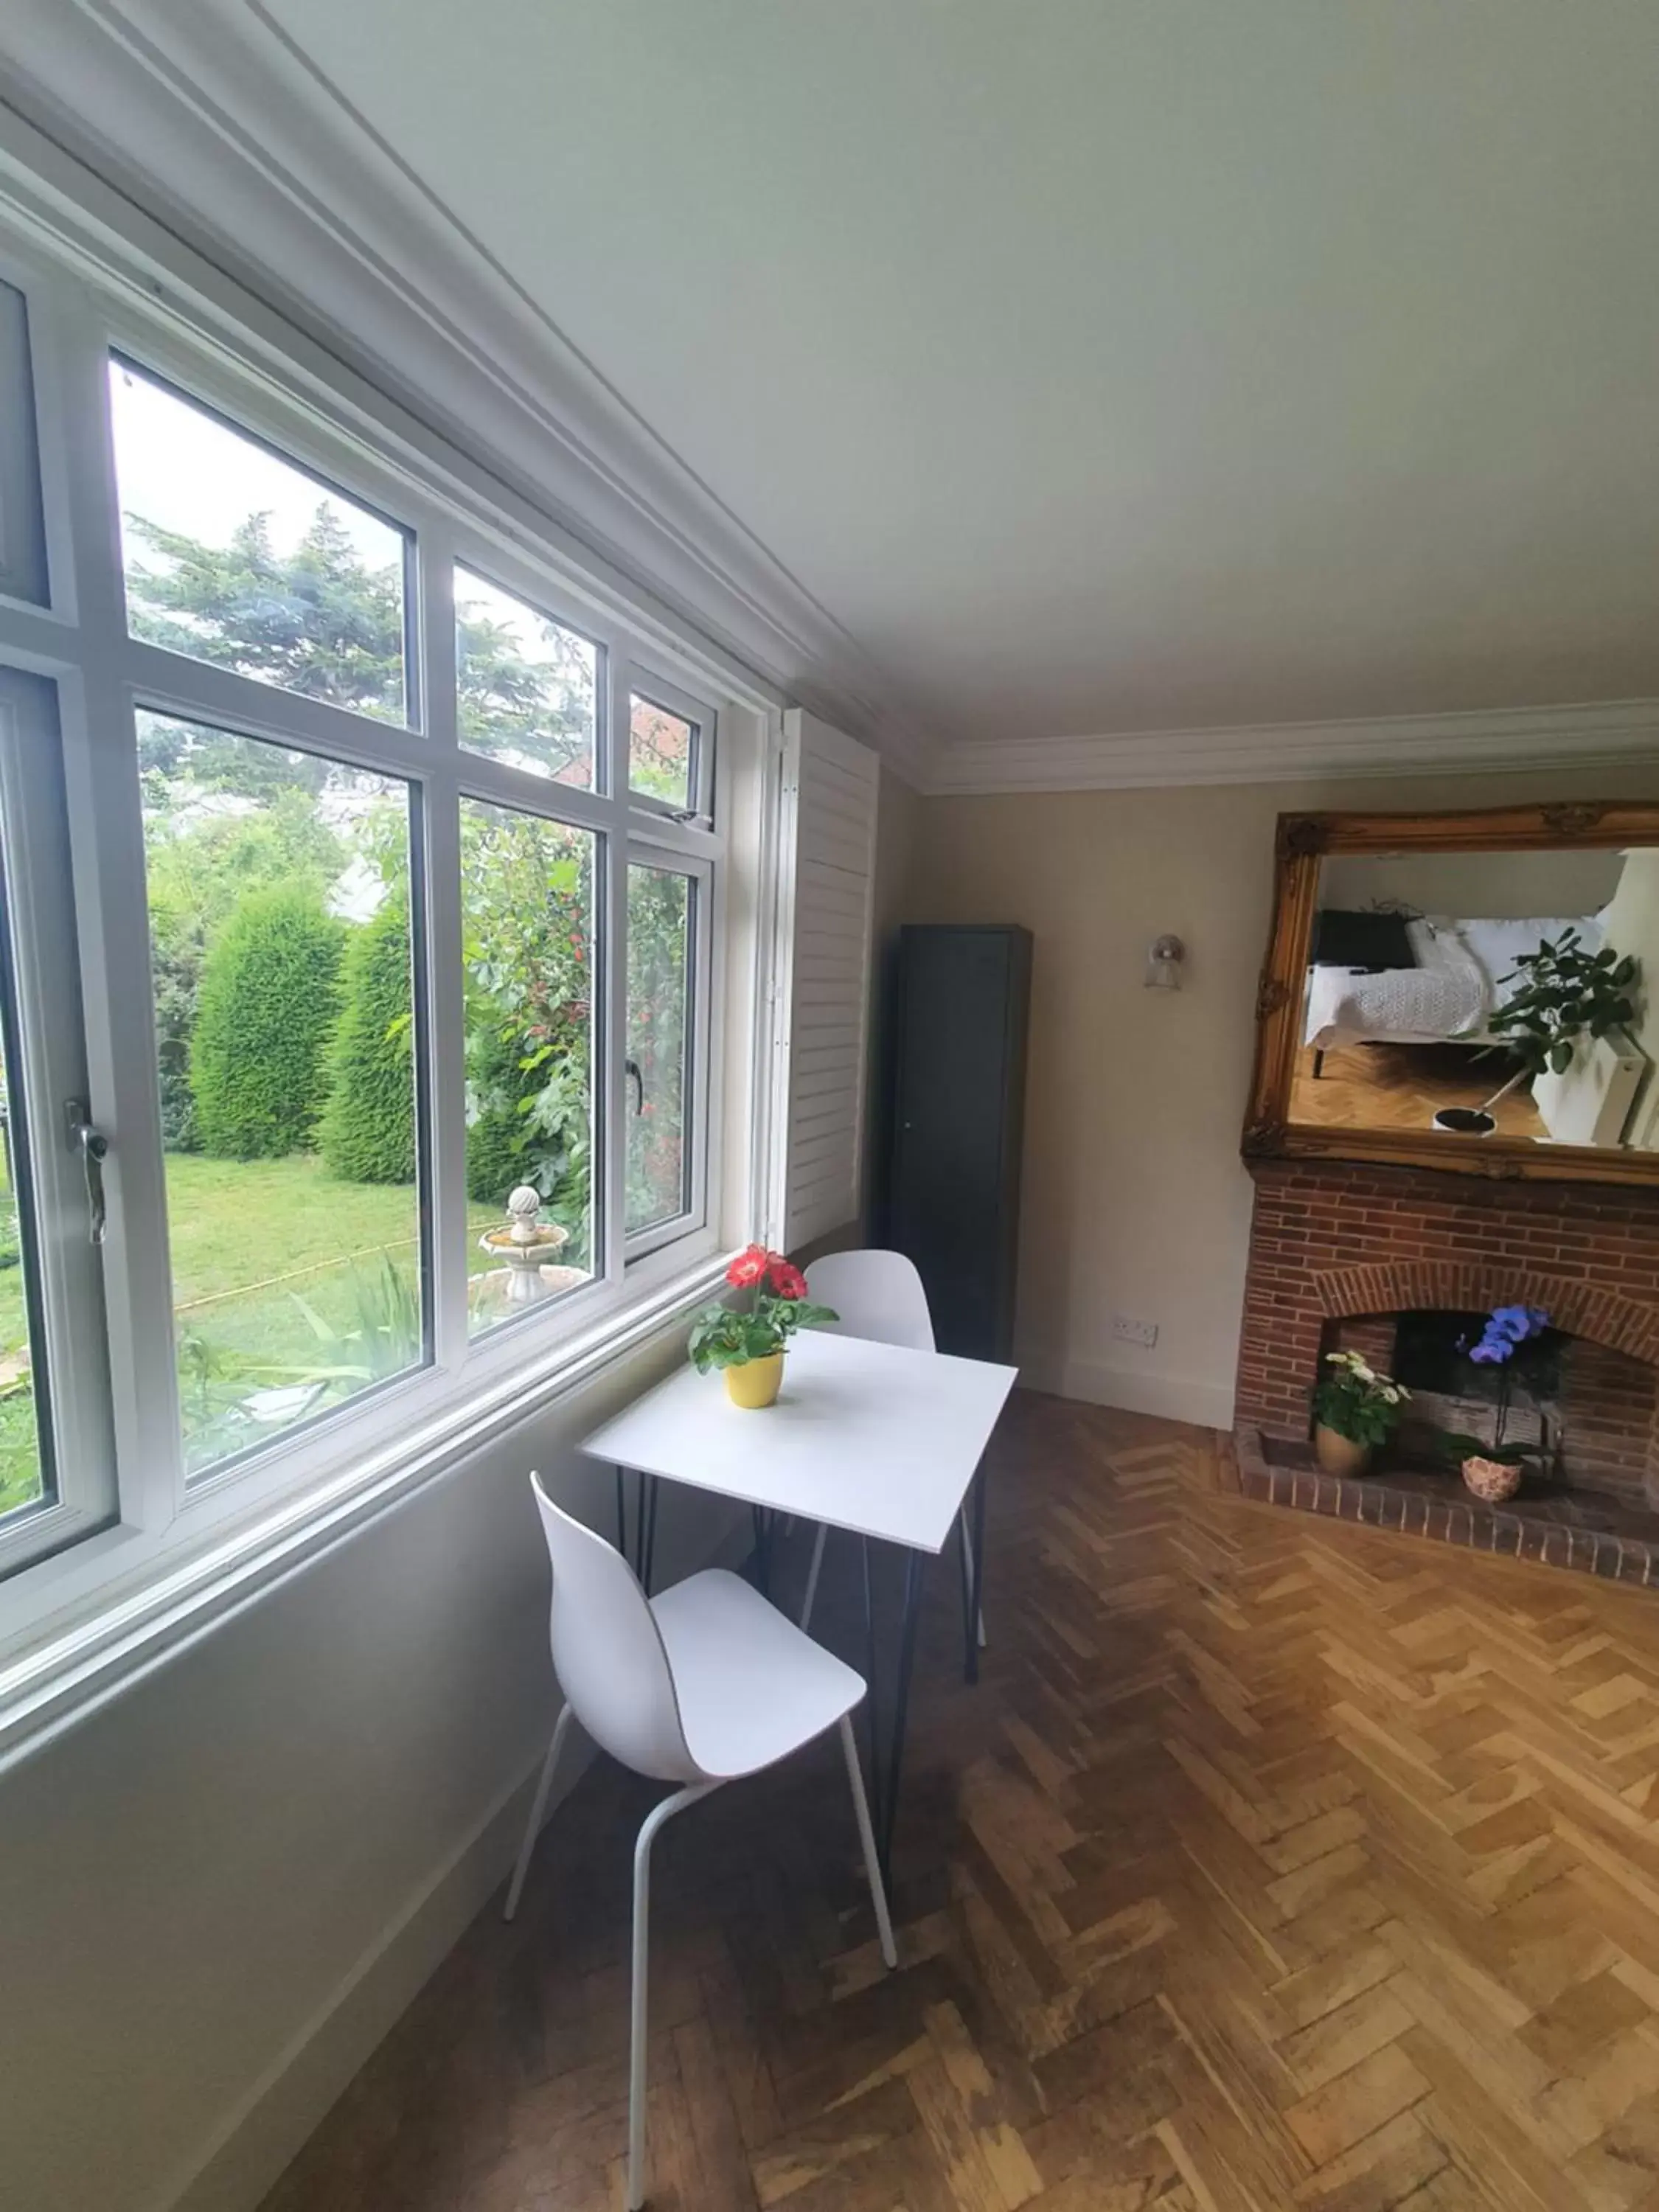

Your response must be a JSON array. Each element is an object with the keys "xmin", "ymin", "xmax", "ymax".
[{"xmin": 0, "ymin": 1152, "xmax": 573, "ymax": 1506}]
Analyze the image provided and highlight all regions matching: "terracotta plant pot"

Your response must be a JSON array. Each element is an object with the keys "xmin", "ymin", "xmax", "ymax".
[
  {"xmin": 725, "ymin": 1352, "xmax": 784, "ymax": 1409},
  {"xmin": 1461, "ymin": 1453, "xmax": 1523, "ymax": 1503},
  {"xmin": 1314, "ymin": 1424, "xmax": 1373, "ymax": 1478}
]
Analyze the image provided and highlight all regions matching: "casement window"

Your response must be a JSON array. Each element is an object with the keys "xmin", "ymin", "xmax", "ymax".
[{"xmin": 0, "ymin": 223, "xmax": 759, "ymax": 1633}]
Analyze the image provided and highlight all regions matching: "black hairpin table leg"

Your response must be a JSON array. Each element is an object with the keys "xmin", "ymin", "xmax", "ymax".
[
  {"xmin": 640, "ymin": 1472, "xmax": 660, "ymax": 1594},
  {"xmin": 877, "ymin": 1546, "xmax": 926, "ymax": 1891},
  {"xmin": 860, "ymin": 1535, "xmax": 883, "ymax": 1839},
  {"xmin": 967, "ymin": 1464, "xmax": 988, "ymax": 1688},
  {"xmin": 748, "ymin": 1505, "xmax": 777, "ymax": 1598}
]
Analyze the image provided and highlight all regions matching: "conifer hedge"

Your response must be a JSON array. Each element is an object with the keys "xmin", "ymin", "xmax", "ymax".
[
  {"xmin": 190, "ymin": 885, "xmax": 344, "ymax": 1160},
  {"xmin": 320, "ymin": 892, "xmax": 416, "ymax": 1183},
  {"xmin": 464, "ymin": 1020, "xmax": 532, "ymax": 1207}
]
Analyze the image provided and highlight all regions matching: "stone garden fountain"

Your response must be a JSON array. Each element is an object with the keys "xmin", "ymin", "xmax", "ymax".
[{"xmin": 475, "ymin": 1185, "xmax": 584, "ymax": 1312}]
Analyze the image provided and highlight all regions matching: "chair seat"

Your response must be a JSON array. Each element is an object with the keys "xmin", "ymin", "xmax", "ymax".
[{"xmin": 649, "ymin": 1568, "xmax": 865, "ymax": 1780}]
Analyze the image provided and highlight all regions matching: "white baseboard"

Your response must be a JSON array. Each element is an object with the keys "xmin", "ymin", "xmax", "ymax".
[
  {"xmin": 164, "ymin": 1519, "xmax": 751, "ymax": 2212},
  {"xmin": 1019, "ymin": 1350, "xmax": 1234, "ymax": 1432}
]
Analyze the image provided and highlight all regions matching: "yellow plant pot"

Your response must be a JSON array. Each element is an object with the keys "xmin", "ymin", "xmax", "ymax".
[{"xmin": 725, "ymin": 1352, "xmax": 784, "ymax": 1409}]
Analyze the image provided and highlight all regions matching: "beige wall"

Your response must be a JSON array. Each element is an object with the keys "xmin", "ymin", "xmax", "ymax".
[{"xmin": 902, "ymin": 763, "xmax": 1659, "ymax": 1427}]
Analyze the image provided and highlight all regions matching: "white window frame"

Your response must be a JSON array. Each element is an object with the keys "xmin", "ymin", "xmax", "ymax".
[
  {"xmin": 0, "ymin": 669, "xmax": 118, "ymax": 1576},
  {"xmin": 623, "ymin": 841, "xmax": 714, "ymax": 1260},
  {"xmin": 626, "ymin": 667, "xmax": 717, "ymax": 829},
  {"xmin": 0, "ymin": 203, "xmax": 785, "ymax": 1679}
]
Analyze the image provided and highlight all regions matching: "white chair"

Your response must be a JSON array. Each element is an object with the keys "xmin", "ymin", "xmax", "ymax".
[
  {"xmin": 504, "ymin": 1473, "xmax": 897, "ymax": 2212},
  {"xmin": 800, "ymin": 1249, "xmax": 987, "ymax": 1652}
]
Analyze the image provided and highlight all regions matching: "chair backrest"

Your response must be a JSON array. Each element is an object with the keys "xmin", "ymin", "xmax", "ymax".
[
  {"xmin": 527, "ymin": 1474, "xmax": 700, "ymax": 1784},
  {"xmin": 804, "ymin": 1248, "xmax": 936, "ymax": 1353}
]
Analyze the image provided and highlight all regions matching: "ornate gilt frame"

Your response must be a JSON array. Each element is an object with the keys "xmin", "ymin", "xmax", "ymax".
[{"xmin": 1242, "ymin": 801, "xmax": 1659, "ymax": 1186}]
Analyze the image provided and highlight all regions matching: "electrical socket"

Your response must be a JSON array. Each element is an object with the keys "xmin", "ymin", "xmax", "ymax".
[{"xmin": 1110, "ymin": 1313, "xmax": 1159, "ymax": 1350}]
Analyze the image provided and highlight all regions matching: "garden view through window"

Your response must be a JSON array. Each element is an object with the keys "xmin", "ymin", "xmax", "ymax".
[
  {"xmin": 627, "ymin": 863, "xmax": 694, "ymax": 1234},
  {"xmin": 111, "ymin": 358, "xmax": 412, "ymax": 726},
  {"xmin": 461, "ymin": 800, "xmax": 596, "ymax": 1332},
  {"xmin": 455, "ymin": 565, "xmax": 599, "ymax": 786},
  {"xmin": 629, "ymin": 692, "xmax": 698, "ymax": 812},
  {"xmin": 0, "ymin": 266, "xmax": 729, "ymax": 1587},
  {"xmin": 140, "ymin": 712, "xmax": 428, "ymax": 1474},
  {"xmin": 0, "ymin": 948, "xmax": 48, "ymax": 1522}
]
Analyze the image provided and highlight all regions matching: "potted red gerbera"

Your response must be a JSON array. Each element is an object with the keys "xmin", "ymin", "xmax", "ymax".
[{"xmin": 688, "ymin": 1244, "xmax": 838, "ymax": 1407}]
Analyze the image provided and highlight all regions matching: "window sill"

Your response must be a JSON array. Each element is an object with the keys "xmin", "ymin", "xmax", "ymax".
[{"xmin": 0, "ymin": 1250, "xmax": 731, "ymax": 1775}]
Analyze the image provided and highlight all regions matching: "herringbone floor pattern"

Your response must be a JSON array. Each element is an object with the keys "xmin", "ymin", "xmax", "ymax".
[{"xmin": 262, "ymin": 1394, "xmax": 1659, "ymax": 2211}]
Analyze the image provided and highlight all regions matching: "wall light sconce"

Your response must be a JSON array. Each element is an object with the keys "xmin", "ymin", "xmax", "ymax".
[{"xmin": 1145, "ymin": 933, "xmax": 1186, "ymax": 990}]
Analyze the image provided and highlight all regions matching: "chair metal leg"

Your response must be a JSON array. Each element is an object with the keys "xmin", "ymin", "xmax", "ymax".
[
  {"xmin": 503, "ymin": 1703, "xmax": 577, "ymax": 1922},
  {"xmin": 629, "ymin": 1781, "xmax": 720, "ymax": 2211},
  {"xmin": 800, "ymin": 1522, "xmax": 828, "ymax": 1630},
  {"xmin": 840, "ymin": 1714, "xmax": 897, "ymax": 1969}
]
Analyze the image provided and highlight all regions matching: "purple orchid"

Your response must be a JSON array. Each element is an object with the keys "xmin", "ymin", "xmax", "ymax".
[
  {"xmin": 1468, "ymin": 1304, "xmax": 1548, "ymax": 1365},
  {"xmin": 1461, "ymin": 1304, "xmax": 1552, "ymax": 1458}
]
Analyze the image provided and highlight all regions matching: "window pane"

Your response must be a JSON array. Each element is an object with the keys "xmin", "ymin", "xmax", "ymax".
[
  {"xmin": 628, "ymin": 693, "xmax": 697, "ymax": 810},
  {"xmin": 0, "ymin": 930, "xmax": 52, "ymax": 1526},
  {"xmin": 139, "ymin": 711, "xmax": 425, "ymax": 1476},
  {"xmin": 456, "ymin": 566, "xmax": 598, "ymax": 786},
  {"xmin": 461, "ymin": 800, "xmax": 597, "ymax": 1332},
  {"xmin": 111, "ymin": 360, "xmax": 411, "ymax": 725},
  {"xmin": 0, "ymin": 279, "xmax": 49, "ymax": 608},
  {"xmin": 627, "ymin": 864, "xmax": 693, "ymax": 1234}
]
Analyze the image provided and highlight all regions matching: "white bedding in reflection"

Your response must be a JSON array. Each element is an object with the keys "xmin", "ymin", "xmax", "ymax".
[{"xmin": 1304, "ymin": 914, "xmax": 1601, "ymax": 1051}]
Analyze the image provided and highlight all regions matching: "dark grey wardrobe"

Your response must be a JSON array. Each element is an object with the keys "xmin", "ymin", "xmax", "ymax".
[{"xmin": 881, "ymin": 925, "xmax": 1032, "ymax": 1363}]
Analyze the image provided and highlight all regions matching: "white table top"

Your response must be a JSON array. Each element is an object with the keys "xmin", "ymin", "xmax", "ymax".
[{"xmin": 579, "ymin": 1328, "xmax": 1018, "ymax": 1554}]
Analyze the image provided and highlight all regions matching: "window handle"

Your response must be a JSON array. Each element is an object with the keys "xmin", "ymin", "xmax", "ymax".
[
  {"xmin": 625, "ymin": 1057, "xmax": 644, "ymax": 1116},
  {"xmin": 66, "ymin": 1100, "xmax": 108, "ymax": 1246}
]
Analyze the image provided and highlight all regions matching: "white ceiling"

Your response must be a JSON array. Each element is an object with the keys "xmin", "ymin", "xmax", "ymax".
[{"xmin": 241, "ymin": 4, "xmax": 1659, "ymax": 746}]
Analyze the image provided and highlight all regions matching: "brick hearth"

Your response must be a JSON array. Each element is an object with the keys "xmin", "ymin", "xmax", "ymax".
[{"xmin": 1234, "ymin": 1158, "xmax": 1659, "ymax": 1581}]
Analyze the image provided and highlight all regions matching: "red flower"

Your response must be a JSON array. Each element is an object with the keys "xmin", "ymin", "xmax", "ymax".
[
  {"xmin": 726, "ymin": 1243, "xmax": 770, "ymax": 1288},
  {"xmin": 768, "ymin": 1259, "xmax": 807, "ymax": 1301}
]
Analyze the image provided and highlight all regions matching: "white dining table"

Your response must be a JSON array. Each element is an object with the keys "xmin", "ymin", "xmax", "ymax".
[{"xmin": 580, "ymin": 1326, "xmax": 1018, "ymax": 1877}]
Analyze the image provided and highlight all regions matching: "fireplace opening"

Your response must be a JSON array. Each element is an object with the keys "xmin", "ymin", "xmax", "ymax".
[
  {"xmin": 1388, "ymin": 1309, "xmax": 1565, "ymax": 1473},
  {"xmin": 1234, "ymin": 1160, "xmax": 1659, "ymax": 1582},
  {"xmin": 1321, "ymin": 1306, "xmax": 1659, "ymax": 1512},
  {"xmin": 1391, "ymin": 1309, "xmax": 1562, "ymax": 1402}
]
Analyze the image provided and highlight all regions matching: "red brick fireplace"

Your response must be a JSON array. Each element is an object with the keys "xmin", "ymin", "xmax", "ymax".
[{"xmin": 1230, "ymin": 1159, "xmax": 1659, "ymax": 1582}]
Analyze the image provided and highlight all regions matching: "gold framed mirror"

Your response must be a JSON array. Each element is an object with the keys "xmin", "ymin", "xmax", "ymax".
[{"xmin": 1243, "ymin": 801, "xmax": 1659, "ymax": 1184}]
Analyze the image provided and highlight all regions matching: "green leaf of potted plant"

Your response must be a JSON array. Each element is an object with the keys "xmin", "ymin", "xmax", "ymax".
[
  {"xmin": 1435, "ymin": 930, "xmax": 1640, "ymax": 1135},
  {"xmin": 689, "ymin": 1244, "xmax": 838, "ymax": 1407},
  {"xmin": 1310, "ymin": 1349, "xmax": 1409, "ymax": 1478}
]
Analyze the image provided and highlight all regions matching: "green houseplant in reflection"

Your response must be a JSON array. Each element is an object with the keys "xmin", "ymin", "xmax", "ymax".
[{"xmin": 1435, "ymin": 931, "xmax": 1639, "ymax": 1136}]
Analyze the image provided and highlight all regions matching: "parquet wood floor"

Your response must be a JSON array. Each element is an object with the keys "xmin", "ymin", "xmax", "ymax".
[
  {"xmin": 262, "ymin": 1393, "xmax": 1659, "ymax": 2212},
  {"xmin": 1289, "ymin": 1040, "xmax": 1545, "ymax": 1139}
]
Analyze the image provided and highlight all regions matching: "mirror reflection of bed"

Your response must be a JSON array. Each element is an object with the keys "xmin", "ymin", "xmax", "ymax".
[{"xmin": 1290, "ymin": 846, "xmax": 1659, "ymax": 1150}]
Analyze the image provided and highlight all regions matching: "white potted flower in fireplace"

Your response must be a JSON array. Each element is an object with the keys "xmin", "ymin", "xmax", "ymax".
[{"xmin": 1311, "ymin": 1349, "xmax": 1409, "ymax": 1479}]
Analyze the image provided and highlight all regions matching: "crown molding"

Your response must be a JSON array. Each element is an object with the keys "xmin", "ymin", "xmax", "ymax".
[
  {"xmin": 0, "ymin": 0, "xmax": 940, "ymax": 785},
  {"xmin": 923, "ymin": 696, "xmax": 1659, "ymax": 798}
]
